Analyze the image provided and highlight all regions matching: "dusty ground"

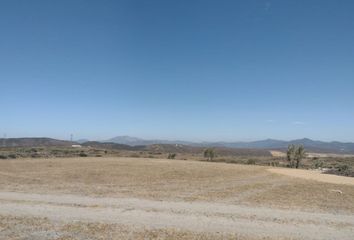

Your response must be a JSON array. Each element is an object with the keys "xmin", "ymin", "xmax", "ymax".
[
  {"xmin": 268, "ymin": 168, "xmax": 354, "ymax": 185},
  {"xmin": 269, "ymin": 150, "xmax": 286, "ymax": 157},
  {"xmin": 0, "ymin": 157, "xmax": 353, "ymax": 239}
]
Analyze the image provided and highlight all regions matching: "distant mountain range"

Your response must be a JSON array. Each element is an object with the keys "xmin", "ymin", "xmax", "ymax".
[
  {"xmin": 1, "ymin": 136, "xmax": 354, "ymax": 154},
  {"xmin": 0, "ymin": 138, "xmax": 74, "ymax": 147},
  {"xmin": 106, "ymin": 136, "xmax": 192, "ymax": 146},
  {"xmin": 105, "ymin": 136, "xmax": 354, "ymax": 154}
]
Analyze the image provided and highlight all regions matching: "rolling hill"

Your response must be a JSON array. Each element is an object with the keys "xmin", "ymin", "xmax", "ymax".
[
  {"xmin": 2, "ymin": 137, "xmax": 354, "ymax": 154},
  {"xmin": 0, "ymin": 138, "xmax": 74, "ymax": 148},
  {"xmin": 106, "ymin": 136, "xmax": 354, "ymax": 154}
]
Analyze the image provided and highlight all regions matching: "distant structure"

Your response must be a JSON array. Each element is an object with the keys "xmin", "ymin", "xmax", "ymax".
[
  {"xmin": 71, "ymin": 144, "xmax": 82, "ymax": 148},
  {"xmin": 70, "ymin": 134, "xmax": 73, "ymax": 142}
]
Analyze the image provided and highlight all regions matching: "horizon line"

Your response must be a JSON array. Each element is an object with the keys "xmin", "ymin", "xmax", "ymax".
[{"xmin": 1, "ymin": 136, "xmax": 354, "ymax": 144}]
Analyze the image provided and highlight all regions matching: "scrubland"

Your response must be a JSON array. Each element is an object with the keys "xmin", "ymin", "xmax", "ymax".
[{"xmin": 0, "ymin": 157, "xmax": 353, "ymax": 239}]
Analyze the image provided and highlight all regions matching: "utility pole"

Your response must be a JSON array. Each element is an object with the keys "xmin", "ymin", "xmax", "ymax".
[{"xmin": 70, "ymin": 134, "xmax": 73, "ymax": 142}]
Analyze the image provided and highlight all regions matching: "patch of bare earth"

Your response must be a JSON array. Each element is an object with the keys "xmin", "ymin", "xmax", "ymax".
[{"xmin": 268, "ymin": 168, "xmax": 354, "ymax": 186}]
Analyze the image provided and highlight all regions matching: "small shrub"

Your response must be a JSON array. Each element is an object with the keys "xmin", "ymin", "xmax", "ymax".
[
  {"xmin": 8, "ymin": 154, "xmax": 16, "ymax": 159},
  {"xmin": 167, "ymin": 153, "xmax": 176, "ymax": 159},
  {"xmin": 313, "ymin": 160, "xmax": 324, "ymax": 169},
  {"xmin": 324, "ymin": 165, "xmax": 353, "ymax": 177},
  {"xmin": 246, "ymin": 159, "xmax": 256, "ymax": 165},
  {"xmin": 336, "ymin": 164, "xmax": 349, "ymax": 172},
  {"xmin": 51, "ymin": 150, "xmax": 60, "ymax": 155},
  {"xmin": 204, "ymin": 148, "xmax": 215, "ymax": 161},
  {"xmin": 0, "ymin": 155, "xmax": 7, "ymax": 159},
  {"xmin": 79, "ymin": 152, "xmax": 88, "ymax": 157},
  {"xmin": 30, "ymin": 148, "xmax": 38, "ymax": 153},
  {"xmin": 269, "ymin": 161, "xmax": 279, "ymax": 167}
]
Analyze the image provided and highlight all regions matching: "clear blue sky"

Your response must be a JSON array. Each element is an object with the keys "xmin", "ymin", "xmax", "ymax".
[{"xmin": 1, "ymin": 0, "xmax": 353, "ymax": 142}]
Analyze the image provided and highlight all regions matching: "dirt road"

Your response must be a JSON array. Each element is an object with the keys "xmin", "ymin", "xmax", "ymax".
[{"xmin": 0, "ymin": 191, "xmax": 353, "ymax": 240}]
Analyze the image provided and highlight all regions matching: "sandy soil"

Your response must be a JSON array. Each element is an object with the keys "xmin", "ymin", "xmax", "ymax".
[
  {"xmin": 269, "ymin": 150, "xmax": 286, "ymax": 157},
  {"xmin": 268, "ymin": 168, "xmax": 354, "ymax": 186},
  {"xmin": 0, "ymin": 157, "xmax": 354, "ymax": 239},
  {"xmin": 0, "ymin": 191, "xmax": 353, "ymax": 240}
]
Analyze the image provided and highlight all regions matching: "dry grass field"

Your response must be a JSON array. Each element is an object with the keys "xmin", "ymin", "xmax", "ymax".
[{"xmin": 0, "ymin": 157, "xmax": 353, "ymax": 239}]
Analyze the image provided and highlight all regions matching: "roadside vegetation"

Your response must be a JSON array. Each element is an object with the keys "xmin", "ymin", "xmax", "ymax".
[{"xmin": 200, "ymin": 146, "xmax": 353, "ymax": 177}]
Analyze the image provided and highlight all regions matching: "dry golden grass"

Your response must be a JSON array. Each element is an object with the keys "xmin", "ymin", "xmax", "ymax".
[
  {"xmin": 268, "ymin": 168, "xmax": 354, "ymax": 185},
  {"xmin": 1, "ymin": 157, "xmax": 354, "ymax": 239},
  {"xmin": 0, "ymin": 215, "xmax": 291, "ymax": 240},
  {"xmin": 0, "ymin": 157, "xmax": 353, "ymax": 213}
]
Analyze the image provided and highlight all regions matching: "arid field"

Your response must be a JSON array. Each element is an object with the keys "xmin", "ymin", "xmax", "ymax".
[{"xmin": 0, "ymin": 157, "xmax": 353, "ymax": 239}]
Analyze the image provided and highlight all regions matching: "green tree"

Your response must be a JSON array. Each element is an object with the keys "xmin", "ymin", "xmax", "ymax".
[
  {"xmin": 286, "ymin": 144, "xmax": 296, "ymax": 168},
  {"xmin": 294, "ymin": 145, "xmax": 306, "ymax": 169},
  {"xmin": 287, "ymin": 144, "xmax": 306, "ymax": 168},
  {"xmin": 167, "ymin": 153, "xmax": 176, "ymax": 159},
  {"xmin": 204, "ymin": 148, "xmax": 215, "ymax": 161}
]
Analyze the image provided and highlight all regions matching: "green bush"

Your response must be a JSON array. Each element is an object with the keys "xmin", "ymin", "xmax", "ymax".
[
  {"xmin": 30, "ymin": 148, "xmax": 38, "ymax": 153},
  {"xmin": 167, "ymin": 153, "xmax": 176, "ymax": 159},
  {"xmin": 204, "ymin": 148, "xmax": 215, "ymax": 161},
  {"xmin": 313, "ymin": 160, "xmax": 324, "ymax": 169},
  {"xmin": 336, "ymin": 164, "xmax": 349, "ymax": 172},
  {"xmin": 269, "ymin": 161, "xmax": 279, "ymax": 167},
  {"xmin": 8, "ymin": 154, "xmax": 16, "ymax": 159},
  {"xmin": 79, "ymin": 152, "xmax": 88, "ymax": 157},
  {"xmin": 0, "ymin": 155, "xmax": 7, "ymax": 159},
  {"xmin": 246, "ymin": 159, "xmax": 256, "ymax": 165}
]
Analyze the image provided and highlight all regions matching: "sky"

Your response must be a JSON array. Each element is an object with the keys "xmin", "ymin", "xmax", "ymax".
[{"xmin": 0, "ymin": 0, "xmax": 353, "ymax": 142}]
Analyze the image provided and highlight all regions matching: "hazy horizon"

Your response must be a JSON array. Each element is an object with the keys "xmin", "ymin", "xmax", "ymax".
[
  {"xmin": 1, "ymin": 1, "xmax": 353, "ymax": 142},
  {"xmin": 2, "ymin": 134, "xmax": 354, "ymax": 144}
]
